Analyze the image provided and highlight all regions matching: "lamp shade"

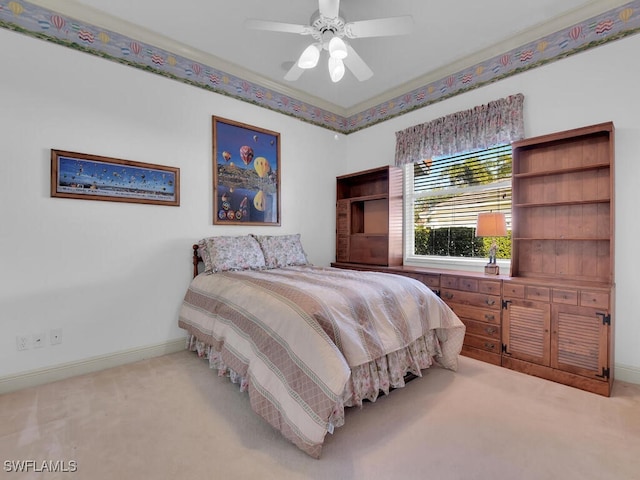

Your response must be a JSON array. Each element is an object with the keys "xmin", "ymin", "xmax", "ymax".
[{"xmin": 476, "ymin": 212, "xmax": 507, "ymax": 237}]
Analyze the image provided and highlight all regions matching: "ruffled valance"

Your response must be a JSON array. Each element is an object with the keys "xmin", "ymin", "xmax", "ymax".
[{"xmin": 395, "ymin": 93, "xmax": 525, "ymax": 166}]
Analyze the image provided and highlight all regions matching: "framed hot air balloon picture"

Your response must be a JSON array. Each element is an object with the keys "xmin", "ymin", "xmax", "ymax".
[
  {"xmin": 50, "ymin": 150, "xmax": 180, "ymax": 206},
  {"xmin": 213, "ymin": 116, "xmax": 281, "ymax": 225}
]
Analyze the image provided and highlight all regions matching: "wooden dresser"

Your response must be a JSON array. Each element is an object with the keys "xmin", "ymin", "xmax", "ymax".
[{"xmin": 333, "ymin": 122, "xmax": 615, "ymax": 396}]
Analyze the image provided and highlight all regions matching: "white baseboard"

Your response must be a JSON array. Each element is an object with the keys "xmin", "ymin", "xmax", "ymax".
[
  {"xmin": 0, "ymin": 337, "xmax": 187, "ymax": 395},
  {"xmin": 614, "ymin": 363, "xmax": 640, "ymax": 385},
  {"xmin": 1, "ymin": 339, "xmax": 637, "ymax": 395}
]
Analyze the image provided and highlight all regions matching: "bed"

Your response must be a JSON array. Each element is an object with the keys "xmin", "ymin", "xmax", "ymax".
[{"xmin": 178, "ymin": 234, "xmax": 465, "ymax": 458}]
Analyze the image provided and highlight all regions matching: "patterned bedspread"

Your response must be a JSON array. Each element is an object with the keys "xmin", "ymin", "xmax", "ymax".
[{"xmin": 178, "ymin": 265, "xmax": 464, "ymax": 458}]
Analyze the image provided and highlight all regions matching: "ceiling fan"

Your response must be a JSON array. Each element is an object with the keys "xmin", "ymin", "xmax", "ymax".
[{"xmin": 245, "ymin": 0, "xmax": 413, "ymax": 83}]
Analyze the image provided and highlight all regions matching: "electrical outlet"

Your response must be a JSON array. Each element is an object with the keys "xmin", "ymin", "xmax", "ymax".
[
  {"xmin": 50, "ymin": 328, "xmax": 63, "ymax": 345},
  {"xmin": 33, "ymin": 332, "xmax": 46, "ymax": 349},
  {"xmin": 16, "ymin": 335, "xmax": 31, "ymax": 351}
]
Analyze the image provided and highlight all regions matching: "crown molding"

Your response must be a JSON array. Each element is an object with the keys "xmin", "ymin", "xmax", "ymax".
[
  {"xmin": 27, "ymin": 0, "xmax": 347, "ymax": 114},
  {"xmin": 345, "ymin": 0, "xmax": 632, "ymax": 116}
]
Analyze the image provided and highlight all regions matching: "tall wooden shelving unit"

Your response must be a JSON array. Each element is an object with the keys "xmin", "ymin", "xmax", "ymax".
[{"xmin": 503, "ymin": 122, "xmax": 615, "ymax": 396}]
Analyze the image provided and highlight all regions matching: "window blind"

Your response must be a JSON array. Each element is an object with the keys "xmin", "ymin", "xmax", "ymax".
[{"xmin": 412, "ymin": 145, "xmax": 512, "ymax": 230}]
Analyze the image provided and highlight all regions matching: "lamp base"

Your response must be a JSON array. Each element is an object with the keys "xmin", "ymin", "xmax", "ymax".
[{"xmin": 484, "ymin": 264, "xmax": 500, "ymax": 275}]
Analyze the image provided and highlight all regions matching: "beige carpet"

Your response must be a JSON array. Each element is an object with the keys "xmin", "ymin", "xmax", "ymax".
[{"xmin": 1, "ymin": 350, "xmax": 639, "ymax": 480}]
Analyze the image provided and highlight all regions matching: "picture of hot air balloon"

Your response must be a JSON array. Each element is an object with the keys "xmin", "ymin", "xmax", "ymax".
[
  {"xmin": 239, "ymin": 145, "xmax": 254, "ymax": 165},
  {"xmin": 253, "ymin": 157, "xmax": 270, "ymax": 178},
  {"xmin": 253, "ymin": 190, "xmax": 266, "ymax": 211},
  {"xmin": 50, "ymin": 14, "xmax": 65, "ymax": 32},
  {"xmin": 51, "ymin": 150, "xmax": 180, "ymax": 206},
  {"xmin": 7, "ymin": 1, "xmax": 24, "ymax": 16},
  {"xmin": 212, "ymin": 116, "xmax": 280, "ymax": 225}
]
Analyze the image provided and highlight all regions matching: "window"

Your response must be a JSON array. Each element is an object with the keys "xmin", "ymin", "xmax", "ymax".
[{"xmin": 403, "ymin": 144, "xmax": 512, "ymax": 270}]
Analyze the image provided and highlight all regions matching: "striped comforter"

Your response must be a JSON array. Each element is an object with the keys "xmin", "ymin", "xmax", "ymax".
[{"xmin": 178, "ymin": 265, "xmax": 464, "ymax": 458}]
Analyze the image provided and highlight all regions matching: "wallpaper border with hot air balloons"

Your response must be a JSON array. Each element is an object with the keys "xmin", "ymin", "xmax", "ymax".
[
  {"xmin": 51, "ymin": 149, "xmax": 180, "ymax": 207},
  {"xmin": 213, "ymin": 117, "xmax": 280, "ymax": 226},
  {"xmin": 1, "ymin": 1, "xmax": 640, "ymax": 134}
]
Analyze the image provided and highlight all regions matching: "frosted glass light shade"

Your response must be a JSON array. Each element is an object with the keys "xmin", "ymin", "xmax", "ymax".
[
  {"xmin": 328, "ymin": 57, "xmax": 345, "ymax": 82},
  {"xmin": 329, "ymin": 36, "xmax": 348, "ymax": 59},
  {"xmin": 298, "ymin": 44, "xmax": 320, "ymax": 69}
]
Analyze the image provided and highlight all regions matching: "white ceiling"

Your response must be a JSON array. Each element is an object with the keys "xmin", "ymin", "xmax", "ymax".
[{"xmin": 33, "ymin": 0, "xmax": 629, "ymax": 115}]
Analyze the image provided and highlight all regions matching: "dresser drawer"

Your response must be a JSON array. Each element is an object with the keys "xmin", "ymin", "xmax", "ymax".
[
  {"xmin": 479, "ymin": 280, "xmax": 501, "ymax": 295},
  {"xmin": 449, "ymin": 303, "xmax": 499, "ymax": 324},
  {"xmin": 553, "ymin": 288, "xmax": 578, "ymax": 305},
  {"xmin": 580, "ymin": 291, "xmax": 609, "ymax": 309},
  {"xmin": 413, "ymin": 273, "xmax": 440, "ymax": 289},
  {"xmin": 441, "ymin": 289, "xmax": 500, "ymax": 309},
  {"xmin": 503, "ymin": 283, "xmax": 525, "ymax": 298},
  {"xmin": 526, "ymin": 286, "xmax": 550, "ymax": 302},
  {"xmin": 458, "ymin": 277, "xmax": 478, "ymax": 292},
  {"xmin": 441, "ymin": 276, "xmax": 459, "ymax": 289},
  {"xmin": 461, "ymin": 318, "xmax": 501, "ymax": 340},
  {"xmin": 421, "ymin": 274, "xmax": 440, "ymax": 289},
  {"xmin": 463, "ymin": 334, "xmax": 501, "ymax": 354}
]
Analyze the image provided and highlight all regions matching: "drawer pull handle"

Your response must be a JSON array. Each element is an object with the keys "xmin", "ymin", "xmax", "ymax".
[
  {"xmin": 484, "ymin": 342, "xmax": 495, "ymax": 350},
  {"xmin": 444, "ymin": 293, "xmax": 454, "ymax": 300},
  {"xmin": 484, "ymin": 314, "xmax": 495, "ymax": 321},
  {"xmin": 485, "ymin": 327, "xmax": 496, "ymax": 335},
  {"xmin": 485, "ymin": 299, "xmax": 495, "ymax": 306}
]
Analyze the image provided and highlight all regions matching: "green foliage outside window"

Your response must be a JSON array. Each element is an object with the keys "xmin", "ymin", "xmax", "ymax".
[{"xmin": 415, "ymin": 226, "xmax": 511, "ymax": 259}]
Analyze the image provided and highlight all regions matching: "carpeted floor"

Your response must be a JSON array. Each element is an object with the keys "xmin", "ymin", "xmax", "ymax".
[{"xmin": 1, "ymin": 350, "xmax": 639, "ymax": 480}]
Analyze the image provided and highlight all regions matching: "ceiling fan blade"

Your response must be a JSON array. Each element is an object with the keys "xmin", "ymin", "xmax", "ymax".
[
  {"xmin": 318, "ymin": 0, "xmax": 340, "ymax": 19},
  {"xmin": 345, "ymin": 15, "xmax": 413, "ymax": 38},
  {"xmin": 344, "ymin": 44, "xmax": 373, "ymax": 81},
  {"xmin": 244, "ymin": 19, "xmax": 310, "ymax": 35},
  {"xmin": 284, "ymin": 63, "xmax": 305, "ymax": 81}
]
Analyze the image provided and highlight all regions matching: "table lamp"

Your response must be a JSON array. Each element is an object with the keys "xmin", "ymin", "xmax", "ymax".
[{"xmin": 476, "ymin": 212, "xmax": 507, "ymax": 275}]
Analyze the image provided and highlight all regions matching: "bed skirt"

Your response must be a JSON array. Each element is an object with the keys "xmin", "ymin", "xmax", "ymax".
[{"xmin": 185, "ymin": 328, "xmax": 445, "ymax": 433}]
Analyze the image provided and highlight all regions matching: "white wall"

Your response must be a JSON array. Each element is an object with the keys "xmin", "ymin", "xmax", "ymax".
[
  {"xmin": 345, "ymin": 34, "xmax": 640, "ymax": 381},
  {"xmin": 2, "ymin": 25, "xmax": 638, "ymax": 385},
  {"xmin": 0, "ymin": 29, "xmax": 345, "ymax": 378}
]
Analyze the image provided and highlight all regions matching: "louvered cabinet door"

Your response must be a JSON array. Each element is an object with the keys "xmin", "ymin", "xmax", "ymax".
[
  {"xmin": 503, "ymin": 299, "xmax": 551, "ymax": 366},
  {"xmin": 551, "ymin": 304, "xmax": 610, "ymax": 379}
]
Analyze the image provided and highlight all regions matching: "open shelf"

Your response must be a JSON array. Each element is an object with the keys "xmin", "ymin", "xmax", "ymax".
[
  {"xmin": 513, "ymin": 237, "xmax": 610, "ymax": 241},
  {"xmin": 335, "ymin": 166, "xmax": 403, "ymax": 266},
  {"xmin": 513, "ymin": 162, "xmax": 610, "ymax": 178},
  {"xmin": 514, "ymin": 199, "xmax": 610, "ymax": 208}
]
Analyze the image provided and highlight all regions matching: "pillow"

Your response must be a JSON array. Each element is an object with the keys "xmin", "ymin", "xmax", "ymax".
[
  {"xmin": 198, "ymin": 235, "xmax": 266, "ymax": 274},
  {"xmin": 252, "ymin": 234, "xmax": 310, "ymax": 269}
]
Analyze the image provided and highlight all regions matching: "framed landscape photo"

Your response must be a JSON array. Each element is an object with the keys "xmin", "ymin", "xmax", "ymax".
[
  {"xmin": 213, "ymin": 116, "xmax": 280, "ymax": 225},
  {"xmin": 51, "ymin": 150, "xmax": 179, "ymax": 206}
]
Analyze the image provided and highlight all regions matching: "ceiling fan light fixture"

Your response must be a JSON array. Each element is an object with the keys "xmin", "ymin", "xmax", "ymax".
[
  {"xmin": 328, "ymin": 36, "xmax": 348, "ymax": 59},
  {"xmin": 298, "ymin": 44, "xmax": 321, "ymax": 69},
  {"xmin": 328, "ymin": 56, "xmax": 345, "ymax": 82}
]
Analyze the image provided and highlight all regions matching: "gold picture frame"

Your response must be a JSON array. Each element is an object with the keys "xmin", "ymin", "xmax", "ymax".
[{"xmin": 212, "ymin": 116, "xmax": 280, "ymax": 225}]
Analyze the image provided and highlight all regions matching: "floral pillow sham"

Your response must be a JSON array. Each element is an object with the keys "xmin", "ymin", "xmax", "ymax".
[
  {"xmin": 198, "ymin": 235, "xmax": 266, "ymax": 274},
  {"xmin": 252, "ymin": 234, "xmax": 310, "ymax": 269}
]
